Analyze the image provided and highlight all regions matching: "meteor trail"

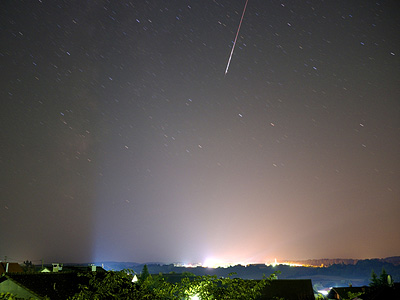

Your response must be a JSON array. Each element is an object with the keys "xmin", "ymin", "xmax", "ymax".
[{"xmin": 225, "ymin": 0, "xmax": 249, "ymax": 75}]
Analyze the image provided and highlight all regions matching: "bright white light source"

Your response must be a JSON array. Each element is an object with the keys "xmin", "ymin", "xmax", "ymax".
[
  {"xmin": 318, "ymin": 289, "xmax": 329, "ymax": 296},
  {"xmin": 189, "ymin": 294, "xmax": 200, "ymax": 300},
  {"xmin": 203, "ymin": 257, "xmax": 231, "ymax": 268},
  {"xmin": 271, "ymin": 258, "xmax": 278, "ymax": 267}
]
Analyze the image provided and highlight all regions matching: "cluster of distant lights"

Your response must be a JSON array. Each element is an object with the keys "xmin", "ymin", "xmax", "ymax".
[
  {"xmin": 134, "ymin": 258, "xmax": 330, "ymax": 299},
  {"xmin": 175, "ymin": 258, "xmax": 329, "ymax": 299},
  {"xmin": 174, "ymin": 258, "xmax": 308, "ymax": 269}
]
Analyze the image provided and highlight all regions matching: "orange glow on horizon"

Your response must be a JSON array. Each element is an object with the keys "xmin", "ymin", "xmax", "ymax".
[{"xmin": 174, "ymin": 257, "xmax": 320, "ymax": 269}]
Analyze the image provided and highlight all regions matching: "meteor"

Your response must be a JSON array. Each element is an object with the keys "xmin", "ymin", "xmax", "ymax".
[{"xmin": 225, "ymin": 0, "xmax": 249, "ymax": 75}]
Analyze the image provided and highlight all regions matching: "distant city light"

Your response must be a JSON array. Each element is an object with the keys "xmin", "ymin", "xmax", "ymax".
[
  {"xmin": 271, "ymin": 258, "xmax": 278, "ymax": 267},
  {"xmin": 173, "ymin": 257, "xmax": 315, "ymax": 269},
  {"xmin": 265, "ymin": 258, "xmax": 313, "ymax": 268},
  {"xmin": 202, "ymin": 257, "xmax": 251, "ymax": 268}
]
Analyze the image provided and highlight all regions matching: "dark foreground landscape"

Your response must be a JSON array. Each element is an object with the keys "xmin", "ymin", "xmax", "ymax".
[
  {"xmin": 1, "ymin": 257, "xmax": 399, "ymax": 299},
  {"xmin": 100, "ymin": 256, "xmax": 400, "ymax": 288}
]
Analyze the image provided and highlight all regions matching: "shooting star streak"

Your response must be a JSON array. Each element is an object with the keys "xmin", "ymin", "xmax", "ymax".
[{"xmin": 225, "ymin": 0, "xmax": 249, "ymax": 75}]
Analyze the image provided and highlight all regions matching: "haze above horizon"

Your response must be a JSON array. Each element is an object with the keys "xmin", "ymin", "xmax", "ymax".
[{"xmin": 1, "ymin": 0, "xmax": 399, "ymax": 264}]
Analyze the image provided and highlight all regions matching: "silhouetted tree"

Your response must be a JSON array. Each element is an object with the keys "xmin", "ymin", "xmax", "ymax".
[
  {"xmin": 22, "ymin": 260, "xmax": 35, "ymax": 273},
  {"xmin": 68, "ymin": 270, "xmax": 148, "ymax": 300},
  {"xmin": 379, "ymin": 267, "xmax": 389, "ymax": 286},
  {"xmin": 139, "ymin": 264, "xmax": 150, "ymax": 283},
  {"xmin": 68, "ymin": 269, "xmax": 277, "ymax": 300},
  {"xmin": 370, "ymin": 269, "xmax": 379, "ymax": 287},
  {"xmin": 370, "ymin": 267, "xmax": 390, "ymax": 287}
]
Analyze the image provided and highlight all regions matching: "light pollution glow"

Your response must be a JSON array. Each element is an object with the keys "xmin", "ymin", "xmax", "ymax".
[
  {"xmin": 1, "ymin": 0, "xmax": 399, "ymax": 265},
  {"xmin": 175, "ymin": 258, "xmax": 310, "ymax": 269}
]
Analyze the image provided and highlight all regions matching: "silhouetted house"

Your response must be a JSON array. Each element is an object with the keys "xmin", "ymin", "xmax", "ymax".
[
  {"xmin": 61, "ymin": 264, "xmax": 106, "ymax": 273},
  {"xmin": 37, "ymin": 264, "xmax": 106, "ymax": 273},
  {"xmin": 357, "ymin": 283, "xmax": 400, "ymax": 300},
  {"xmin": 0, "ymin": 262, "xmax": 23, "ymax": 276},
  {"xmin": 327, "ymin": 286, "xmax": 369, "ymax": 299},
  {"xmin": 258, "ymin": 279, "xmax": 315, "ymax": 300},
  {"xmin": 0, "ymin": 273, "xmax": 88, "ymax": 300},
  {"xmin": 51, "ymin": 263, "xmax": 63, "ymax": 272}
]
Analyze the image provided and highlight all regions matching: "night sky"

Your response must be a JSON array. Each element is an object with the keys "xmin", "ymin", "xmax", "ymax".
[{"xmin": 1, "ymin": 0, "xmax": 399, "ymax": 265}]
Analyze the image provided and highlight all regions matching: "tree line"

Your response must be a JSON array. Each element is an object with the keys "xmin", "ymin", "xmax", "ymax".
[{"xmin": 68, "ymin": 265, "xmax": 277, "ymax": 300}]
